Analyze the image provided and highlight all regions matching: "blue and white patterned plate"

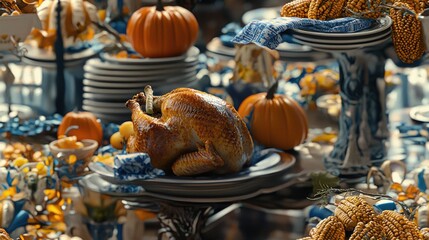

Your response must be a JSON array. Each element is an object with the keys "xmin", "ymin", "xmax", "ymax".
[{"xmin": 79, "ymin": 173, "xmax": 144, "ymax": 196}]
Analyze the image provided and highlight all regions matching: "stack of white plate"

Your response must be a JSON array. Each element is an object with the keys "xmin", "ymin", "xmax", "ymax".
[
  {"xmin": 290, "ymin": 16, "xmax": 393, "ymax": 52},
  {"xmin": 82, "ymin": 47, "xmax": 200, "ymax": 123}
]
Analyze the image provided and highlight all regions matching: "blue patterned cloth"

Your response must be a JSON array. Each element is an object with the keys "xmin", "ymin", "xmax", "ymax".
[
  {"xmin": 113, "ymin": 153, "xmax": 165, "ymax": 181},
  {"xmin": 231, "ymin": 17, "xmax": 375, "ymax": 49}
]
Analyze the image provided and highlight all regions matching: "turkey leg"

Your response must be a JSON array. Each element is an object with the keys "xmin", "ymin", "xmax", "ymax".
[
  {"xmin": 125, "ymin": 98, "xmax": 170, "ymax": 152},
  {"xmin": 130, "ymin": 87, "xmax": 162, "ymax": 114},
  {"xmin": 172, "ymin": 140, "xmax": 224, "ymax": 176}
]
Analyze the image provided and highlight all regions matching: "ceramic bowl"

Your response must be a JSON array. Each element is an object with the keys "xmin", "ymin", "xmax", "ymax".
[{"xmin": 49, "ymin": 139, "xmax": 98, "ymax": 160}]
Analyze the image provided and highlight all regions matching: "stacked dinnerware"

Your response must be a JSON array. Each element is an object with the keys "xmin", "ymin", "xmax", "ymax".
[
  {"xmin": 289, "ymin": 16, "xmax": 392, "ymax": 52},
  {"xmin": 87, "ymin": 151, "xmax": 297, "ymax": 200},
  {"xmin": 82, "ymin": 47, "xmax": 200, "ymax": 123}
]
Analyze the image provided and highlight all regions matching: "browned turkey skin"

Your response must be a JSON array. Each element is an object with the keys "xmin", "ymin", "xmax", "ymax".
[{"xmin": 125, "ymin": 86, "xmax": 254, "ymax": 176}]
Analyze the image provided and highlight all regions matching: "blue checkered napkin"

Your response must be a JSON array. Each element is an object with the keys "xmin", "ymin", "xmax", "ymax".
[{"xmin": 231, "ymin": 17, "xmax": 375, "ymax": 49}]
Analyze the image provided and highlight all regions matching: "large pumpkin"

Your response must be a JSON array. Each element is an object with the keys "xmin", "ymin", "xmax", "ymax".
[
  {"xmin": 28, "ymin": 0, "xmax": 99, "ymax": 49},
  {"xmin": 126, "ymin": 0, "xmax": 199, "ymax": 58},
  {"xmin": 58, "ymin": 111, "xmax": 103, "ymax": 145},
  {"xmin": 237, "ymin": 82, "xmax": 308, "ymax": 150}
]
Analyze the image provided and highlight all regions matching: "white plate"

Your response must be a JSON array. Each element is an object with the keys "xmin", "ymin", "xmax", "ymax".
[
  {"xmin": 83, "ymin": 92, "xmax": 133, "ymax": 100},
  {"xmin": 206, "ymin": 37, "xmax": 235, "ymax": 56},
  {"xmin": 83, "ymin": 77, "xmax": 197, "ymax": 89},
  {"xmin": 82, "ymin": 104, "xmax": 130, "ymax": 114},
  {"xmin": 242, "ymin": 7, "xmax": 281, "ymax": 25},
  {"xmin": 83, "ymin": 79, "xmax": 152, "ymax": 89},
  {"xmin": 86, "ymin": 57, "xmax": 199, "ymax": 71},
  {"xmin": 83, "ymin": 79, "xmax": 157, "ymax": 89},
  {"xmin": 292, "ymin": 16, "xmax": 392, "ymax": 38},
  {"xmin": 276, "ymin": 42, "xmax": 312, "ymax": 52},
  {"xmin": 82, "ymin": 79, "xmax": 198, "ymax": 100},
  {"xmin": 292, "ymin": 35, "xmax": 391, "ymax": 50},
  {"xmin": 292, "ymin": 29, "xmax": 391, "ymax": 44},
  {"xmin": 409, "ymin": 105, "xmax": 429, "ymax": 123},
  {"xmin": 84, "ymin": 64, "xmax": 198, "ymax": 77},
  {"xmin": 93, "ymin": 112, "xmax": 131, "ymax": 122},
  {"xmin": 84, "ymin": 86, "xmax": 147, "ymax": 94},
  {"xmin": 23, "ymin": 44, "xmax": 97, "ymax": 62},
  {"xmin": 101, "ymin": 46, "xmax": 200, "ymax": 64},
  {"xmin": 83, "ymin": 99, "xmax": 126, "ymax": 108},
  {"xmin": 21, "ymin": 57, "xmax": 87, "ymax": 69},
  {"xmin": 84, "ymin": 71, "xmax": 196, "ymax": 83}
]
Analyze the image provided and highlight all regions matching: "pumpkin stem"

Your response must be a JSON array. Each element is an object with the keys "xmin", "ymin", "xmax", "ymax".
[
  {"xmin": 64, "ymin": 125, "xmax": 79, "ymax": 136},
  {"xmin": 156, "ymin": 0, "xmax": 164, "ymax": 11},
  {"xmin": 266, "ymin": 80, "xmax": 278, "ymax": 100}
]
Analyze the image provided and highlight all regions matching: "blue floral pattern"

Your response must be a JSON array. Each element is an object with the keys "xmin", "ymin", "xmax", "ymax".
[
  {"xmin": 113, "ymin": 153, "xmax": 165, "ymax": 181},
  {"xmin": 104, "ymin": 183, "xmax": 144, "ymax": 194}
]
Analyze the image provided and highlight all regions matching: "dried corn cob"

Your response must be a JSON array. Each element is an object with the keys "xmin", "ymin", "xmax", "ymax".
[
  {"xmin": 422, "ymin": 228, "xmax": 429, "ymax": 240},
  {"xmin": 345, "ymin": 0, "xmax": 383, "ymax": 19},
  {"xmin": 296, "ymin": 237, "xmax": 313, "ymax": 240},
  {"xmin": 308, "ymin": 216, "xmax": 346, "ymax": 240},
  {"xmin": 281, "ymin": 0, "xmax": 311, "ymax": 18},
  {"xmin": 334, "ymin": 196, "xmax": 378, "ymax": 231},
  {"xmin": 308, "ymin": 0, "xmax": 347, "ymax": 20},
  {"xmin": 0, "ymin": 0, "xmax": 21, "ymax": 15},
  {"xmin": 380, "ymin": 210, "xmax": 423, "ymax": 239},
  {"xmin": 349, "ymin": 221, "xmax": 386, "ymax": 240},
  {"xmin": 390, "ymin": 2, "xmax": 426, "ymax": 63},
  {"xmin": 397, "ymin": 0, "xmax": 425, "ymax": 14}
]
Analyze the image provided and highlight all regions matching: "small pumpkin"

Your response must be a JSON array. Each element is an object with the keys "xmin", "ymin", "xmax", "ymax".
[
  {"xmin": 58, "ymin": 111, "xmax": 103, "ymax": 145},
  {"xmin": 237, "ymin": 81, "xmax": 308, "ymax": 150},
  {"xmin": 126, "ymin": 0, "xmax": 199, "ymax": 58}
]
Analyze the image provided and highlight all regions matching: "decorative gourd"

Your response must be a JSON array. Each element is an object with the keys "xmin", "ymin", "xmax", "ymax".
[
  {"xmin": 237, "ymin": 81, "xmax": 308, "ymax": 150},
  {"xmin": 126, "ymin": 0, "xmax": 199, "ymax": 58},
  {"xmin": 28, "ymin": 0, "xmax": 99, "ymax": 49},
  {"xmin": 58, "ymin": 111, "xmax": 103, "ymax": 145}
]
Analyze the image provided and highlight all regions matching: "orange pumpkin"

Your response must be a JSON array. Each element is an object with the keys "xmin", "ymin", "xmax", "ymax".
[
  {"xmin": 237, "ymin": 82, "xmax": 308, "ymax": 150},
  {"xmin": 126, "ymin": 0, "xmax": 199, "ymax": 58},
  {"xmin": 58, "ymin": 111, "xmax": 103, "ymax": 145}
]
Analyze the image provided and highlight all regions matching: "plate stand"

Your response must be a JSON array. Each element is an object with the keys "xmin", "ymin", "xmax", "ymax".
[
  {"xmin": 157, "ymin": 203, "xmax": 213, "ymax": 240},
  {"xmin": 324, "ymin": 48, "xmax": 389, "ymax": 181}
]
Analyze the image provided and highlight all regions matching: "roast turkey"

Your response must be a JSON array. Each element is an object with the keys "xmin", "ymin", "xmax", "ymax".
[{"xmin": 125, "ymin": 86, "xmax": 254, "ymax": 176}]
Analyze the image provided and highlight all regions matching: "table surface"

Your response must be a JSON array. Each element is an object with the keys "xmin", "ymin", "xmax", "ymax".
[
  {"xmin": 134, "ymin": 108, "xmax": 423, "ymax": 239},
  {"xmin": 0, "ymin": 107, "xmax": 422, "ymax": 239}
]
